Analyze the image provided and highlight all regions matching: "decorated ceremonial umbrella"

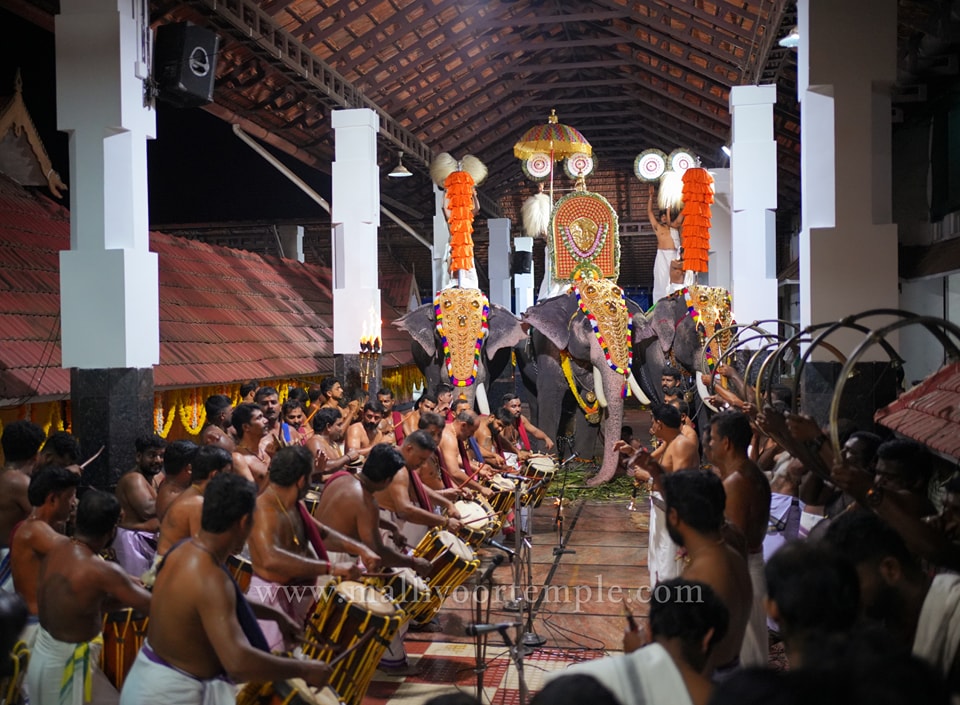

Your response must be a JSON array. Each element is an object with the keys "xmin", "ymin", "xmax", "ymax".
[{"xmin": 514, "ymin": 109, "xmax": 592, "ymax": 201}]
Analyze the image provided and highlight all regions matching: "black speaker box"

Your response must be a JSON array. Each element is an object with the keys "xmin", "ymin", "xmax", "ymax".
[
  {"xmin": 154, "ymin": 22, "xmax": 219, "ymax": 107},
  {"xmin": 511, "ymin": 251, "xmax": 533, "ymax": 275}
]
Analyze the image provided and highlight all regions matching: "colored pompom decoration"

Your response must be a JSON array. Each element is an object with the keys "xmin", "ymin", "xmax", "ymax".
[{"xmin": 680, "ymin": 168, "xmax": 714, "ymax": 273}]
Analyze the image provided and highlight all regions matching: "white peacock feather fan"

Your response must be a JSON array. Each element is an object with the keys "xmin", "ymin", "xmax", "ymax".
[
  {"xmin": 430, "ymin": 153, "xmax": 488, "ymax": 188},
  {"xmin": 521, "ymin": 192, "xmax": 552, "ymax": 237}
]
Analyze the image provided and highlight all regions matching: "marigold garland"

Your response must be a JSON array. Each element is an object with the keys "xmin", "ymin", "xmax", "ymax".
[
  {"xmin": 444, "ymin": 171, "xmax": 476, "ymax": 275},
  {"xmin": 42, "ymin": 402, "xmax": 63, "ymax": 437},
  {"xmin": 572, "ymin": 281, "xmax": 632, "ymax": 392},
  {"xmin": 434, "ymin": 292, "xmax": 489, "ymax": 387},
  {"xmin": 680, "ymin": 168, "xmax": 714, "ymax": 273},
  {"xmin": 154, "ymin": 392, "xmax": 176, "ymax": 439},
  {"xmin": 177, "ymin": 389, "xmax": 207, "ymax": 435},
  {"xmin": 560, "ymin": 351, "xmax": 600, "ymax": 416}
]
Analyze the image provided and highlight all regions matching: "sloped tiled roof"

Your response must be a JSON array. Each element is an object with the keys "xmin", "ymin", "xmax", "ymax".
[
  {"xmin": 0, "ymin": 174, "xmax": 414, "ymax": 405},
  {"xmin": 874, "ymin": 361, "xmax": 960, "ymax": 459}
]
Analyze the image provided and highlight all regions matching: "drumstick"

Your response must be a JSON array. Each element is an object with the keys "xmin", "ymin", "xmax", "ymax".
[
  {"xmin": 79, "ymin": 445, "xmax": 106, "ymax": 470},
  {"xmin": 623, "ymin": 604, "xmax": 639, "ymax": 632},
  {"xmin": 328, "ymin": 627, "xmax": 378, "ymax": 668},
  {"xmin": 360, "ymin": 572, "xmax": 399, "ymax": 578},
  {"xmin": 456, "ymin": 467, "xmax": 483, "ymax": 489}
]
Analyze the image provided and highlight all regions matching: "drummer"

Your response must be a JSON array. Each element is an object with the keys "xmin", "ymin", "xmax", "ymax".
[
  {"xmin": 438, "ymin": 410, "xmax": 496, "ymax": 499},
  {"xmin": 345, "ymin": 401, "xmax": 390, "ymax": 457},
  {"xmin": 119, "ymin": 474, "xmax": 335, "ymax": 705},
  {"xmin": 247, "ymin": 447, "xmax": 378, "ymax": 651},
  {"xmin": 375, "ymin": 431, "xmax": 463, "ymax": 550},
  {"xmin": 474, "ymin": 408, "xmax": 523, "ymax": 471},
  {"xmin": 502, "ymin": 393, "xmax": 555, "ymax": 454},
  {"xmin": 27, "ymin": 490, "xmax": 151, "ymax": 704},
  {"xmin": 376, "ymin": 388, "xmax": 407, "ymax": 445},
  {"xmin": 313, "ymin": 444, "xmax": 431, "ymax": 676}
]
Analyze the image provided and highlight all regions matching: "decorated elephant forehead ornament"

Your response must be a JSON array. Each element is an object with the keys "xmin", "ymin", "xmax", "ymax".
[
  {"xmin": 550, "ymin": 189, "xmax": 620, "ymax": 282},
  {"xmin": 434, "ymin": 288, "xmax": 490, "ymax": 387},
  {"xmin": 571, "ymin": 276, "xmax": 633, "ymax": 381}
]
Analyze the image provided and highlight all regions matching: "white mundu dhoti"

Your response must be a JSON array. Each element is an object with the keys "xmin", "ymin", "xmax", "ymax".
[
  {"xmin": 739, "ymin": 551, "xmax": 768, "ymax": 667},
  {"xmin": 119, "ymin": 640, "xmax": 235, "ymax": 705},
  {"xmin": 648, "ymin": 493, "xmax": 682, "ymax": 585},
  {"xmin": 548, "ymin": 642, "xmax": 693, "ymax": 705},
  {"xmin": 26, "ymin": 625, "xmax": 118, "ymax": 705},
  {"xmin": 913, "ymin": 572, "xmax": 960, "ymax": 680}
]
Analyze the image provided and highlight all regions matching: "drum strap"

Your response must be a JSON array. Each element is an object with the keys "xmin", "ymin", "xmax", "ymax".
[
  {"xmin": 408, "ymin": 468, "xmax": 433, "ymax": 513},
  {"xmin": 296, "ymin": 502, "xmax": 329, "ymax": 561},
  {"xmin": 392, "ymin": 411, "xmax": 405, "ymax": 445},
  {"xmin": 435, "ymin": 450, "xmax": 454, "ymax": 489},
  {"xmin": 458, "ymin": 440, "xmax": 474, "ymax": 476},
  {"xmin": 467, "ymin": 437, "xmax": 485, "ymax": 465},
  {"xmin": 517, "ymin": 422, "xmax": 532, "ymax": 451}
]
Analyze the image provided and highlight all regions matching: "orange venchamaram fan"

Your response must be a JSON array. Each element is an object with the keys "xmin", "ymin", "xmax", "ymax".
[
  {"xmin": 680, "ymin": 167, "xmax": 714, "ymax": 273},
  {"xmin": 431, "ymin": 152, "xmax": 488, "ymax": 277}
]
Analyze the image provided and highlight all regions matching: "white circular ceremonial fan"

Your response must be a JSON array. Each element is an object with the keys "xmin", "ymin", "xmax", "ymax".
[
  {"xmin": 634, "ymin": 149, "xmax": 667, "ymax": 182},
  {"xmin": 669, "ymin": 149, "xmax": 697, "ymax": 174},
  {"xmin": 523, "ymin": 152, "xmax": 552, "ymax": 181},
  {"xmin": 564, "ymin": 152, "xmax": 595, "ymax": 179}
]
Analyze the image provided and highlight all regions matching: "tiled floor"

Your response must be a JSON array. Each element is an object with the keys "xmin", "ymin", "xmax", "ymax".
[{"xmin": 363, "ymin": 497, "xmax": 649, "ymax": 705}]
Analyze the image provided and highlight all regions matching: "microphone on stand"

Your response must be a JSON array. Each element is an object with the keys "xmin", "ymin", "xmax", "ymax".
[
  {"xmin": 476, "ymin": 553, "xmax": 504, "ymax": 585},
  {"xmin": 498, "ymin": 472, "xmax": 529, "ymax": 482},
  {"xmin": 465, "ymin": 621, "xmax": 523, "ymax": 636},
  {"xmin": 483, "ymin": 539, "xmax": 516, "ymax": 558}
]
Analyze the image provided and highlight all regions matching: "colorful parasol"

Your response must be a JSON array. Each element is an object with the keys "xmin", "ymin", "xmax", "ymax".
[{"xmin": 514, "ymin": 109, "xmax": 592, "ymax": 202}]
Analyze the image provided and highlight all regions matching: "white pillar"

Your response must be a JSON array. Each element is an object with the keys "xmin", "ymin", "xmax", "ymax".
[
  {"xmin": 730, "ymin": 85, "xmax": 778, "ymax": 325},
  {"xmin": 488, "ymin": 218, "xmax": 512, "ymax": 308},
  {"xmin": 432, "ymin": 185, "xmax": 448, "ymax": 292},
  {"xmin": 798, "ymin": 0, "xmax": 899, "ymax": 351},
  {"xmin": 56, "ymin": 0, "xmax": 158, "ymax": 369},
  {"xmin": 331, "ymin": 109, "xmax": 380, "ymax": 354},
  {"xmin": 513, "ymin": 236, "xmax": 535, "ymax": 316},
  {"xmin": 708, "ymin": 168, "xmax": 733, "ymax": 292}
]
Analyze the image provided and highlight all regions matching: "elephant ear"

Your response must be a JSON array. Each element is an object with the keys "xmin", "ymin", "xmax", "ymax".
[
  {"xmin": 394, "ymin": 303, "xmax": 437, "ymax": 357},
  {"xmin": 521, "ymin": 292, "xmax": 579, "ymax": 351},
  {"xmin": 631, "ymin": 308, "xmax": 657, "ymax": 347},
  {"xmin": 485, "ymin": 304, "xmax": 526, "ymax": 360}
]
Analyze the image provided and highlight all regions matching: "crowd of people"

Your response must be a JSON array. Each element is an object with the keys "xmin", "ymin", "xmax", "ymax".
[
  {"xmin": 0, "ymin": 366, "xmax": 958, "ymax": 705},
  {"xmin": 0, "ymin": 379, "xmax": 556, "ymax": 704}
]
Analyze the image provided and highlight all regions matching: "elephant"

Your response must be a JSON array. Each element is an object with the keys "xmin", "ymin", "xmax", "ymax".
[
  {"xmin": 395, "ymin": 287, "xmax": 526, "ymax": 413},
  {"xmin": 634, "ymin": 285, "xmax": 735, "ymax": 411},
  {"xmin": 521, "ymin": 278, "xmax": 652, "ymax": 485}
]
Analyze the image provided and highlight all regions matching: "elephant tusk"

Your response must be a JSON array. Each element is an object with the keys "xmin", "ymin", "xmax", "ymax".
[
  {"xmin": 593, "ymin": 366, "xmax": 608, "ymax": 408},
  {"xmin": 696, "ymin": 373, "xmax": 720, "ymax": 412},
  {"xmin": 475, "ymin": 381, "xmax": 491, "ymax": 416},
  {"xmin": 627, "ymin": 372, "xmax": 651, "ymax": 406}
]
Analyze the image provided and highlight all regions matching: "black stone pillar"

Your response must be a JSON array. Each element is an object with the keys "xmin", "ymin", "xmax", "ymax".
[
  {"xmin": 334, "ymin": 353, "xmax": 381, "ymax": 402},
  {"xmin": 71, "ymin": 368, "xmax": 154, "ymax": 491}
]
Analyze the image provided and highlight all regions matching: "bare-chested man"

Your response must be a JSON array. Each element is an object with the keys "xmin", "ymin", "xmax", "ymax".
[
  {"xmin": 120, "ymin": 473, "xmax": 333, "ymax": 705},
  {"xmin": 707, "ymin": 411, "xmax": 771, "ymax": 668},
  {"xmin": 375, "ymin": 431, "xmax": 462, "ymax": 549},
  {"xmin": 114, "ymin": 434, "xmax": 166, "ymax": 578},
  {"xmin": 658, "ymin": 468, "xmax": 752, "ymax": 678},
  {"xmin": 474, "ymin": 408, "xmax": 522, "ymax": 471},
  {"xmin": 377, "ymin": 388, "xmax": 407, "ymax": 445},
  {"xmin": 155, "ymin": 440, "xmax": 198, "ymax": 521},
  {"xmin": 501, "ymin": 393, "xmax": 554, "ymax": 453},
  {"xmin": 10, "ymin": 465, "xmax": 78, "ymax": 646},
  {"xmin": 402, "ymin": 392, "xmax": 439, "ymax": 438},
  {"xmin": 0, "ymin": 420, "xmax": 46, "ymax": 593},
  {"xmin": 314, "ymin": 444, "xmax": 431, "ymax": 675},
  {"xmin": 345, "ymin": 401, "xmax": 389, "ymax": 456},
  {"xmin": 199, "ymin": 394, "xmax": 235, "ymax": 452},
  {"xmin": 307, "ymin": 408, "xmax": 360, "ymax": 480},
  {"xmin": 155, "ymin": 445, "xmax": 233, "ymax": 558},
  {"xmin": 27, "ymin": 490, "xmax": 151, "ymax": 704},
  {"xmin": 232, "ymin": 402, "xmax": 272, "ymax": 491},
  {"xmin": 439, "ymin": 411, "xmax": 495, "ymax": 499},
  {"xmin": 254, "ymin": 386, "xmax": 286, "ymax": 454},
  {"xmin": 247, "ymin": 446, "xmax": 375, "ymax": 651},
  {"xmin": 39, "ymin": 431, "xmax": 82, "ymax": 468},
  {"xmin": 281, "ymin": 399, "xmax": 311, "ymax": 445}
]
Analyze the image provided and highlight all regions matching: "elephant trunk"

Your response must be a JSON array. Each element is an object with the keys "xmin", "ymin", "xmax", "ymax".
[{"xmin": 587, "ymin": 366, "xmax": 628, "ymax": 486}]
